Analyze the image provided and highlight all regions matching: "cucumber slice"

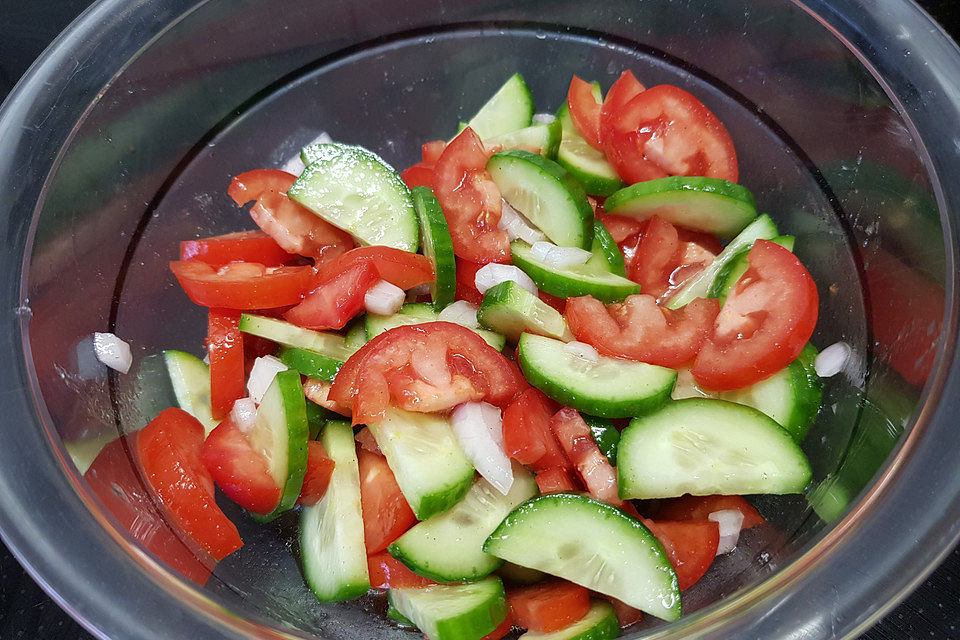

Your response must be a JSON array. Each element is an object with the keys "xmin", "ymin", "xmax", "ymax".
[
  {"xmin": 387, "ymin": 602, "xmax": 416, "ymax": 627},
  {"xmin": 162, "ymin": 350, "xmax": 217, "ymax": 435},
  {"xmin": 483, "ymin": 493, "xmax": 680, "ymax": 621},
  {"xmin": 518, "ymin": 333, "xmax": 676, "ymax": 419},
  {"xmin": 581, "ymin": 414, "xmax": 619, "ymax": 466},
  {"xmin": 388, "ymin": 577, "xmax": 508, "ymax": 640},
  {"xmin": 511, "ymin": 239, "xmax": 640, "ymax": 304},
  {"xmin": 305, "ymin": 400, "xmax": 338, "ymax": 440},
  {"xmin": 604, "ymin": 176, "xmax": 757, "ymax": 239},
  {"xmin": 665, "ymin": 213, "xmax": 779, "ymax": 310},
  {"xmin": 618, "ymin": 398, "xmax": 813, "ymax": 499},
  {"xmin": 497, "ymin": 562, "xmax": 546, "ymax": 585},
  {"xmin": 369, "ymin": 408, "xmax": 475, "ymax": 520},
  {"xmin": 708, "ymin": 235, "xmax": 795, "ymax": 305},
  {"xmin": 518, "ymin": 600, "xmax": 620, "ymax": 640},
  {"xmin": 487, "ymin": 149, "xmax": 594, "ymax": 250},
  {"xmin": 462, "ymin": 73, "xmax": 535, "ymax": 140},
  {"xmin": 344, "ymin": 317, "xmax": 368, "ymax": 349},
  {"xmin": 487, "ymin": 121, "xmax": 562, "ymax": 159},
  {"xmin": 364, "ymin": 303, "xmax": 506, "ymax": 351},
  {"xmin": 411, "ymin": 186, "xmax": 456, "ymax": 309},
  {"xmin": 301, "ymin": 421, "xmax": 370, "ymax": 601},
  {"xmin": 289, "ymin": 143, "xmax": 418, "ymax": 252},
  {"xmin": 389, "ymin": 465, "xmax": 538, "ymax": 582},
  {"xmin": 239, "ymin": 313, "xmax": 357, "ymax": 360},
  {"xmin": 591, "ymin": 218, "xmax": 628, "ymax": 277},
  {"xmin": 477, "ymin": 280, "xmax": 573, "ymax": 343},
  {"xmin": 278, "ymin": 346, "xmax": 342, "ymax": 382},
  {"xmin": 556, "ymin": 100, "xmax": 624, "ymax": 198}
]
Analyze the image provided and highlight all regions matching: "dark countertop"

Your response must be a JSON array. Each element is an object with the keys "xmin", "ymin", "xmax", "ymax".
[{"xmin": 2, "ymin": 0, "xmax": 960, "ymax": 638}]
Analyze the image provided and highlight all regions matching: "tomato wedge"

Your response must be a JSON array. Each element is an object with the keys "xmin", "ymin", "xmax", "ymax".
[
  {"xmin": 565, "ymin": 294, "xmax": 719, "ymax": 368},
  {"xmin": 433, "ymin": 127, "xmax": 509, "ymax": 264},
  {"xmin": 508, "ymin": 580, "xmax": 591, "ymax": 633},
  {"xmin": 535, "ymin": 467, "xmax": 580, "ymax": 494},
  {"xmin": 137, "ymin": 408, "xmax": 243, "ymax": 560},
  {"xmin": 604, "ymin": 84, "xmax": 738, "ymax": 184},
  {"xmin": 654, "ymin": 494, "xmax": 765, "ymax": 529},
  {"xmin": 170, "ymin": 260, "xmax": 315, "ymax": 309},
  {"xmin": 180, "ymin": 230, "xmax": 295, "ymax": 267},
  {"xmin": 567, "ymin": 76, "xmax": 604, "ymax": 150},
  {"xmin": 596, "ymin": 213, "xmax": 647, "ymax": 244},
  {"xmin": 629, "ymin": 215, "xmax": 719, "ymax": 301},
  {"xmin": 200, "ymin": 417, "xmax": 281, "ymax": 515},
  {"xmin": 401, "ymin": 161, "xmax": 436, "ymax": 190},
  {"xmin": 329, "ymin": 322, "xmax": 527, "ymax": 425},
  {"xmin": 477, "ymin": 612, "xmax": 514, "ymax": 640},
  {"xmin": 367, "ymin": 551, "xmax": 435, "ymax": 589},
  {"xmin": 606, "ymin": 598, "xmax": 644, "ymax": 628},
  {"xmin": 297, "ymin": 441, "xmax": 336, "ymax": 506},
  {"xmin": 207, "ymin": 309, "xmax": 245, "ymax": 420},
  {"xmin": 642, "ymin": 518, "xmax": 719, "ymax": 590},
  {"xmin": 314, "ymin": 246, "xmax": 435, "ymax": 291},
  {"xmin": 283, "ymin": 261, "xmax": 380, "ymax": 331},
  {"xmin": 598, "ymin": 71, "xmax": 645, "ymax": 152},
  {"xmin": 421, "ymin": 140, "xmax": 447, "ymax": 164},
  {"xmin": 358, "ymin": 449, "xmax": 416, "ymax": 554},
  {"xmin": 692, "ymin": 240, "xmax": 818, "ymax": 391},
  {"xmin": 549, "ymin": 407, "xmax": 621, "ymax": 506},
  {"xmin": 502, "ymin": 388, "xmax": 568, "ymax": 472},
  {"xmin": 455, "ymin": 258, "xmax": 485, "ymax": 305}
]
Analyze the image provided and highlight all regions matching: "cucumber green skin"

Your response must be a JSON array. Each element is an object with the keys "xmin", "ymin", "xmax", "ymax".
[
  {"xmin": 556, "ymin": 100, "xmax": 624, "ymax": 197},
  {"xmin": 618, "ymin": 398, "xmax": 813, "ymax": 499},
  {"xmin": 477, "ymin": 280, "xmax": 573, "ymax": 343},
  {"xmin": 343, "ymin": 318, "xmax": 368, "ymax": 349},
  {"xmin": 604, "ymin": 176, "xmax": 757, "ymax": 239},
  {"xmin": 707, "ymin": 235, "xmax": 795, "ymax": 305},
  {"xmin": 518, "ymin": 600, "xmax": 620, "ymax": 640},
  {"xmin": 412, "ymin": 186, "xmax": 456, "ymax": 310},
  {"xmin": 388, "ymin": 577, "xmax": 508, "ymax": 640},
  {"xmin": 306, "ymin": 400, "xmax": 339, "ymax": 440},
  {"xmin": 487, "ymin": 120, "xmax": 562, "ymax": 159},
  {"xmin": 463, "ymin": 72, "xmax": 534, "ymax": 140},
  {"xmin": 488, "ymin": 149, "xmax": 595, "ymax": 250},
  {"xmin": 365, "ymin": 304, "xmax": 507, "ymax": 351},
  {"xmin": 591, "ymin": 219, "xmax": 627, "ymax": 277},
  {"xmin": 278, "ymin": 346, "xmax": 342, "ymax": 382},
  {"xmin": 387, "ymin": 603, "xmax": 416, "ymax": 627},
  {"xmin": 581, "ymin": 414, "xmax": 620, "ymax": 466},
  {"xmin": 511, "ymin": 240, "xmax": 641, "ymax": 304},
  {"xmin": 518, "ymin": 333, "xmax": 676, "ymax": 419},
  {"xmin": 239, "ymin": 313, "xmax": 357, "ymax": 360},
  {"xmin": 162, "ymin": 350, "xmax": 218, "ymax": 435}
]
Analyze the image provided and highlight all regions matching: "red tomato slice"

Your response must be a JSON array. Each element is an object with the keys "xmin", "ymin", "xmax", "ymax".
[
  {"xmin": 433, "ymin": 128, "xmax": 510, "ymax": 264},
  {"xmin": 629, "ymin": 215, "xmax": 719, "ymax": 302},
  {"xmin": 537, "ymin": 291, "xmax": 566, "ymax": 314},
  {"xmin": 535, "ymin": 467, "xmax": 580, "ymax": 494},
  {"xmin": 180, "ymin": 230, "xmax": 295, "ymax": 267},
  {"xmin": 367, "ymin": 551, "xmax": 435, "ymax": 589},
  {"xmin": 329, "ymin": 322, "xmax": 527, "ymax": 425},
  {"xmin": 207, "ymin": 309, "xmax": 245, "ymax": 420},
  {"xmin": 228, "ymin": 168, "xmax": 296, "ymax": 200},
  {"xmin": 354, "ymin": 426, "xmax": 380, "ymax": 454},
  {"xmin": 358, "ymin": 449, "xmax": 417, "ymax": 554},
  {"xmin": 598, "ymin": 71, "xmax": 646, "ymax": 152},
  {"xmin": 401, "ymin": 161, "xmax": 436, "ymax": 190},
  {"xmin": 170, "ymin": 260, "xmax": 315, "ymax": 309},
  {"xmin": 692, "ymin": 240, "xmax": 818, "ymax": 391},
  {"xmin": 200, "ymin": 417, "xmax": 281, "ymax": 515},
  {"xmin": 283, "ymin": 261, "xmax": 380, "ymax": 331},
  {"xmin": 314, "ymin": 246, "xmax": 435, "ymax": 291},
  {"xmin": 137, "ymin": 408, "xmax": 243, "ymax": 560},
  {"xmin": 421, "ymin": 140, "xmax": 447, "ymax": 164},
  {"xmin": 567, "ymin": 76, "xmax": 604, "ymax": 150},
  {"xmin": 549, "ymin": 407, "xmax": 622, "ymax": 506},
  {"xmin": 455, "ymin": 258, "xmax": 485, "ymax": 305},
  {"xmin": 654, "ymin": 494, "xmax": 765, "ymax": 529},
  {"xmin": 566, "ymin": 294, "xmax": 720, "ymax": 368},
  {"xmin": 297, "ymin": 441, "xmax": 336, "ymax": 506},
  {"xmin": 477, "ymin": 613, "xmax": 514, "ymax": 640},
  {"xmin": 605, "ymin": 84, "xmax": 738, "ymax": 184},
  {"xmin": 596, "ymin": 213, "xmax": 647, "ymax": 244},
  {"xmin": 606, "ymin": 597, "xmax": 644, "ymax": 628},
  {"xmin": 642, "ymin": 518, "xmax": 719, "ymax": 590},
  {"xmin": 502, "ymin": 388, "xmax": 568, "ymax": 472},
  {"xmin": 508, "ymin": 580, "xmax": 591, "ymax": 633}
]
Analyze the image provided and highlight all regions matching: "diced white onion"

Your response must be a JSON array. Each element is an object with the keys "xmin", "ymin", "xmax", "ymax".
[
  {"xmin": 530, "ymin": 241, "xmax": 592, "ymax": 269},
  {"xmin": 709, "ymin": 509, "xmax": 745, "ymax": 555},
  {"xmin": 247, "ymin": 355, "xmax": 288, "ymax": 404},
  {"xmin": 532, "ymin": 112, "xmax": 557, "ymax": 124},
  {"xmin": 437, "ymin": 300, "xmax": 480, "ymax": 329},
  {"xmin": 364, "ymin": 280, "xmax": 407, "ymax": 316},
  {"xmin": 815, "ymin": 341, "xmax": 851, "ymax": 378},
  {"xmin": 564, "ymin": 341, "xmax": 600, "ymax": 363},
  {"xmin": 451, "ymin": 402, "xmax": 514, "ymax": 495},
  {"xmin": 406, "ymin": 283, "xmax": 431, "ymax": 302},
  {"xmin": 475, "ymin": 263, "xmax": 538, "ymax": 296},
  {"xmin": 231, "ymin": 398, "xmax": 257, "ymax": 433},
  {"xmin": 93, "ymin": 332, "xmax": 132, "ymax": 374},
  {"xmin": 280, "ymin": 131, "xmax": 334, "ymax": 175},
  {"xmin": 498, "ymin": 200, "xmax": 546, "ymax": 244}
]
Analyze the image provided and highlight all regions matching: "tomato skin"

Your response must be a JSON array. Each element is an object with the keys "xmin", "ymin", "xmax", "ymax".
[
  {"xmin": 508, "ymin": 580, "xmax": 591, "ymax": 633},
  {"xmin": 170, "ymin": 260, "xmax": 315, "ymax": 309},
  {"xmin": 455, "ymin": 258, "xmax": 485, "ymax": 305},
  {"xmin": 477, "ymin": 613, "xmax": 514, "ymax": 640},
  {"xmin": 137, "ymin": 408, "xmax": 243, "ymax": 561},
  {"xmin": 367, "ymin": 551, "xmax": 435, "ymax": 588},
  {"xmin": 358, "ymin": 449, "xmax": 416, "ymax": 554},
  {"xmin": 433, "ymin": 127, "xmax": 510, "ymax": 264},
  {"xmin": 566, "ymin": 294, "xmax": 720, "ymax": 368},
  {"xmin": 297, "ymin": 441, "xmax": 336, "ymax": 506},
  {"xmin": 227, "ymin": 168, "xmax": 296, "ymax": 201},
  {"xmin": 535, "ymin": 467, "xmax": 580, "ymax": 494},
  {"xmin": 654, "ymin": 494, "xmax": 765, "ymax": 529},
  {"xmin": 598, "ymin": 71, "xmax": 646, "ymax": 153},
  {"xmin": 549, "ymin": 407, "xmax": 621, "ymax": 506},
  {"xmin": 401, "ymin": 162, "xmax": 436, "ymax": 190},
  {"xmin": 567, "ymin": 76, "xmax": 604, "ymax": 150},
  {"xmin": 642, "ymin": 518, "xmax": 719, "ymax": 590},
  {"xmin": 692, "ymin": 240, "xmax": 819, "ymax": 391},
  {"xmin": 207, "ymin": 309, "xmax": 245, "ymax": 420},
  {"xmin": 283, "ymin": 261, "xmax": 380, "ymax": 331},
  {"xmin": 180, "ymin": 230, "xmax": 295, "ymax": 267},
  {"xmin": 201, "ymin": 418, "xmax": 281, "ymax": 515},
  {"xmin": 502, "ymin": 388, "xmax": 568, "ymax": 472},
  {"xmin": 314, "ymin": 246, "xmax": 435, "ymax": 291}
]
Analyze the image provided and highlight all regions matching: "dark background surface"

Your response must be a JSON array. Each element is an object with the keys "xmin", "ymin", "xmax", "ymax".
[{"xmin": 1, "ymin": 0, "xmax": 960, "ymax": 638}]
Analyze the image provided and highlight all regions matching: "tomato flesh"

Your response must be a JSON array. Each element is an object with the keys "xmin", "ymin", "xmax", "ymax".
[
  {"xmin": 201, "ymin": 417, "xmax": 281, "ymax": 515},
  {"xmin": 421, "ymin": 140, "xmax": 447, "ymax": 164},
  {"xmin": 314, "ymin": 246, "xmax": 435, "ymax": 291},
  {"xmin": 180, "ymin": 230, "xmax": 295, "ymax": 267},
  {"xmin": 455, "ymin": 258, "xmax": 486, "ymax": 305},
  {"xmin": 401, "ymin": 161, "xmax": 436, "ymax": 190},
  {"xmin": 368, "ymin": 551, "xmax": 435, "ymax": 588},
  {"xmin": 629, "ymin": 215, "xmax": 718, "ymax": 302},
  {"xmin": 502, "ymin": 388, "xmax": 568, "ymax": 472},
  {"xmin": 535, "ymin": 467, "xmax": 580, "ymax": 494},
  {"xmin": 284, "ymin": 261, "xmax": 380, "ymax": 331},
  {"xmin": 297, "ymin": 440, "xmax": 336, "ymax": 506},
  {"xmin": 358, "ymin": 449, "xmax": 417, "ymax": 554},
  {"xmin": 567, "ymin": 76, "xmax": 604, "ymax": 150},
  {"xmin": 508, "ymin": 579, "xmax": 591, "ymax": 633},
  {"xmin": 598, "ymin": 71, "xmax": 646, "ymax": 153},
  {"xmin": 642, "ymin": 518, "xmax": 719, "ymax": 590},
  {"xmin": 170, "ymin": 260, "xmax": 315, "ymax": 309},
  {"xmin": 549, "ymin": 407, "xmax": 621, "ymax": 506},
  {"xmin": 654, "ymin": 494, "xmax": 765, "ymax": 529},
  {"xmin": 207, "ymin": 309, "xmax": 245, "ymax": 420}
]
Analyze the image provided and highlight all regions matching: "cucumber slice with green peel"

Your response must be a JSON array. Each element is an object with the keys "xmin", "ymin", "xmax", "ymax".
[
  {"xmin": 604, "ymin": 176, "xmax": 757, "ymax": 239},
  {"xmin": 487, "ymin": 149, "xmax": 594, "ymax": 250},
  {"xmin": 511, "ymin": 239, "xmax": 641, "ymax": 304},
  {"xmin": 708, "ymin": 235, "xmax": 795, "ymax": 305},
  {"xmin": 665, "ymin": 213, "xmax": 780, "ymax": 310},
  {"xmin": 477, "ymin": 280, "xmax": 573, "ymax": 343},
  {"xmin": 387, "ymin": 602, "xmax": 416, "ymax": 627},
  {"xmin": 461, "ymin": 73, "xmax": 535, "ymax": 140},
  {"xmin": 411, "ymin": 186, "xmax": 456, "ymax": 310},
  {"xmin": 518, "ymin": 333, "xmax": 676, "ymax": 419},
  {"xmin": 369, "ymin": 408, "xmax": 475, "ymax": 520},
  {"xmin": 591, "ymin": 219, "xmax": 627, "ymax": 277},
  {"xmin": 487, "ymin": 121, "xmax": 562, "ymax": 159},
  {"xmin": 343, "ymin": 317, "xmax": 368, "ymax": 349},
  {"xmin": 364, "ymin": 304, "xmax": 506, "ymax": 351},
  {"xmin": 556, "ymin": 98, "xmax": 624, "ymax": 198},
  {"xmin": 581, "ymin": 414, "xmax": 620, "ymax": 466},
  {"xmin": 278, "ymin": 346, "xmax": 342, "ymax": 382},
  {"xmin": 496, "ymin": 562, "xmax": 546, "ymax": 585},
  {"xmin": 618, "ymin": 398, "xmax": 813, "ymax": 499},
  {"xmin": 518, "ymin": 600, "xmax": 620, "ymax": 640},
  {"xmin": 305, "ymin": 400, "xmax": 338, "ymax": 440},
  {"xmin": 162, "ymin": 350, "xmax": 217, "ymax": 435},
  {"xmin": 248, "ymin": 369, "xmax": 309, "ymax": 521},
  {"xmin": 239, "ymin": 313, "xmax": 357, "ymax": 361},
  {"xmin": 289, "ymin": 143, "xmax": 418, "ymax": 252},
  {"xmin": 388, "ymin": 577, "xmax": 508, "ymax": 640},
  {"xmin": 388, "ymin": 465, "xmax": 538, "ymax": 582},
  {"xmin": 301, "ymin": 421, "xmax": 370, "ymax": 601},
  {"xmin": 483, "ymin": 493, "xmax": 680, "ymax": 621}
]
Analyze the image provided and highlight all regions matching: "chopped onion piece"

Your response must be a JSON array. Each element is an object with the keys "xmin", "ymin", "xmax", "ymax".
[
  {"xmin": 281, "ymin": 131, "xmax": 333, "ymax": 175},
  {"xmin": 498, "ymin": 200, "xmax": 546, "ymax": 244},
  {"xmin": 437, "ymin": 300, "xmax": 480, "ymax": 329},
  {"xmin": 564, "ymin": 341, "xmax": 600, "ymax": 362},
  {"xmin": 709, "ymin": 509, "xmax": 745, "ymax": 555},
  {"xmin": 532, "ymin": 112, "xmax": 557, "ymax": 124},
  {"xmin": 365, "ymin": 280, "xmax": 406, "ymax": 316},
  {"xmin": 231, "ymin": 398, "xmax": 257, "ymax": 433},
  {"xmin": 475, "ymin": 263, "xmax": 538, "ymax": 296},
  {"xmin": 451, "ymin": 402, "xmax": 514, "ymax": 495},
  {"xmin": 93, "ymin": 332, "xmax": 133, "ymax": 374},
  {"xmin": 247, "ymin": 355, "xmax": 288, "ymax": 404},
  {"xmin": 815, "ymin": 342, "xmax": 851, "ymax": 378},
  {"xmin": 530, "ymin": 241, "xmax": 592, "ymax": 269}
]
